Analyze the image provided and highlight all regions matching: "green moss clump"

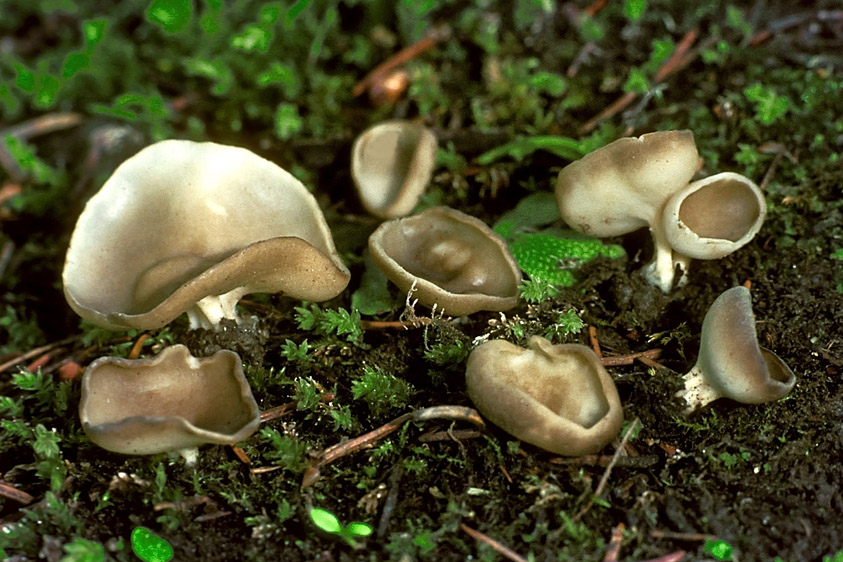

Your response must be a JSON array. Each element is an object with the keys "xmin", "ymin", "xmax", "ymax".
[{"xmin": 510, "ymin": 232, "xmax": 625, "ymax": 287}]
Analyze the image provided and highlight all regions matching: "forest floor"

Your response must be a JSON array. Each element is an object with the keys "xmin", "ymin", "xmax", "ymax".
[{"xmin": 1, "ymin": 1, "xmax": 842, "ymax": 561}]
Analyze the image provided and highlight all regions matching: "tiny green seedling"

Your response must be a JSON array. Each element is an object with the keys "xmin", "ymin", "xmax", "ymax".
[
  {"xmin": 704, "ymin": 538, "xmax": 734, "ymax": 561},
  {"xmin": 309, "ymin": 507, "xmax": 373, "ymax": 547},
  {"xmin": 131, "ymin": 526, "xmax": 173, "ymax": 562}
]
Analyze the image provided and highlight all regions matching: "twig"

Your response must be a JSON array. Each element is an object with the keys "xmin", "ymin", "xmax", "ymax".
[
  {"xmin": 0, "ymin": 112, "xmax": 83, "ymax": 140},
  {"xmin": 757, "ymin": 142, "xmax": 795, "ymax": 191},
  {"xmin": 127, "ymin": 333, "xmax": 152, "ymax": 360},
  {"xmin": 641, "ymin": 552, "xmax": 688, "ymax": 562},
  {"xmin": 460, "ymin": 523, "xmax": 529, "ymax": 562},
  {"xmin": 574, "ymin": 417, "xmax": 640, "ymax": 521},
  {"xmin": 589, "ymin": 325, "xmax": 603, "ymax": 358},
  {"xmin": 376, "ymin": 464, "xmax": 403, "ymax": 537},
  {"xmin": 603, "ymin": 523, "xmax": 626, "ymax": 562},
  {"xmin": 0, "ymin": 336, "xmax": 78, "ymax": 373},
  {"xmin": 0, "ymin": 480, "xmax": 34, "ymax": 505},
  {"xmin": 418, "ymin": 428, "xmax": 482, "ymax": 443},
  {"xmin": 260, "ymin": 393, "xmax": 334, "ymax": 423},
  {"xmin": 352, "ymin": 26, "xmax": 449, "ymax": 98},
  {"xmin": 360, "ymin": 318, "xmax": 432, "ymax": 331},
  {"xmin": 649, "ymin": 529, "xmax": 716, "ymax": 541},
  {"xmin": 601, "ymin": 348, "xmax": 662, "ymax": 367},
  {"xmin": 301, "ymin": 405, "xmax": 485, "ymax": 489},
  {"xmin": 579, "ymin": 29, "xmax": 701, "ymax": 134}
]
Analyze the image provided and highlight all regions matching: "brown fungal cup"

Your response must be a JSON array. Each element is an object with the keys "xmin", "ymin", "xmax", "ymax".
[
  {"xmin": 63, "ymin": 140, "xmax": 350, "ymax": 331},
  {"xmin": 466, "ymin": 336, "xmax": 624, "ymax": 456},
  {"xmin": 368, "ymin": 206, "xmax": 522, "ymax": 316},
  {"xmin": 79, "ymin": 345, "xmax": 261, "ymax": 455},
  {"xmin": 677, "ymin": 286, "xmax": 796, "ymax": 413},
  {"xmin": 350, "ymin": 120, "xmax": 438, "ymax": 219}
]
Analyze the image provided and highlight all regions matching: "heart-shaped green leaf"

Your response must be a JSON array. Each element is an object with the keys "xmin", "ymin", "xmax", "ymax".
[{"xmin": 131, "ymin": 527, "xmax": 173, "ymax": 562}]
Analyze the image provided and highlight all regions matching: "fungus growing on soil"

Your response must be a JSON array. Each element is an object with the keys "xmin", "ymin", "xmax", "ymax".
[
  {"xmin": 63, "ymin": 140, "xmax": 350, "ymax": 331},
  {"xmin": 368, "ymin": 206, "xmax": 522, "ymax": 316},
  {"xmin": 554, "ymin": 130, "xmax": 765, "ymax": 292},
  {"xmin": 677, "ymin": 286, "xmax": 796, "ymax": 413},
  {"xmin": 465, "ymin": 336, "xmax": 624, "ymax": 456},
  {"xmin": 79, "ymin": 344, "xmax": 261, "ymax": 456},
  {"xmin": 350, "ymin": 120, "xmax": 438, "ymax": 219}
]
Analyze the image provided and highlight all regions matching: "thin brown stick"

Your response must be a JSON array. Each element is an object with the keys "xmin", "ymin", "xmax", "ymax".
[
  {"xmin": 127, "ymin": 333, "xmax": 151, "ymax": 360},
  {"xmin": 600, "ymin": 348, "xmax": 662, "ymax": 366},
  {"xmin": 418, "ymin": 429, "xmax": 482, "ymax": 443},
  {"xmin": 352, "ymin": 27, "xmax": 448, "ymax": 97},
  {"xmin": 0, "ymin": 112, "xmax": 83, "ymax": 140},
  {"xmin": 588, "ymin": 325, "xmax": 603, "ymax": 358},
  {"xmin": 579, "ymin": 29, "xmax": 700, "ymax": 134},
  {"xmin": 602, "ymin": 523, "xmax": 626, "ymax": 562},
  {"xmin": 460, "ymin": 523, "xmax": 529, "ymax": 562},
  {"xmin": 650, "ymin": 529, "xmax": 715, "ymax": 541},
  {"xmin": 575, "ymin": 417, "xmax": 640, "ymax": 521},
  {"xmin": 0, "ymin": 480, "xmax": 34, "ymax": 505},
  {"xmin": 412, "ymin": 405, "xmax": 485, "ymax": 428},
  {"xmin": 641, "ymin": 552, "xmax": 688, "ymax": 562},
  {"xmin": 0, "ymin": 336, "xmax": 78, "ymax": 373},
  {"xmin": 360, "ymin": 318, "xmax": 432, "ymax": 331}
]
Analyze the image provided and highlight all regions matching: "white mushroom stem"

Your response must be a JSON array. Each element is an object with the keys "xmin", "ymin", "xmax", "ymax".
[
  {"xmin": 679, "ymin": 364, "xmax": 727, "ymax": 413},
  {"xmin": 643, "ymin": 226, "xmax": 692, "ymax": 292},
  {"xmin": 187, "ymin": 288, "xmax": 249, "ymax": 330}
]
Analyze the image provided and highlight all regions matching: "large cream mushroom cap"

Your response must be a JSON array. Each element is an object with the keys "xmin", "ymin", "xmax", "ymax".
[
  {"xmin": 677, "ymin": 286, "xmax": 796, "ymax": 413},
  {"xmin": 368, "ymin": 206, "xmax": 521, "ymax": 316},
  {"xmin": 466, "ymin": 336, "xmax": 623, "ymax": 456},
  {"xmin": 351, "ymin": 120, "xmax": 438, "ymax": 219},
  {"xmin": 555, "ymin": 130, "xmax": 700, "ymax": 237},
  {"xmin": 63, "ymin": 140, "xmax": 350, "ymax": 330},
  {"xmin": 79, "ymin": 345, "xmax": 261, "ymax": 455}
]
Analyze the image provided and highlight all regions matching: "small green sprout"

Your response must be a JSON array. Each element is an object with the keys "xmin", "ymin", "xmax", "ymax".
[
  {"xmin": 309, "ymin": 507, "xmax": 373, "ymax": 546},
  {"xmin": 704, "ymin": 538, "xmax": 734, "ymax": 561}
]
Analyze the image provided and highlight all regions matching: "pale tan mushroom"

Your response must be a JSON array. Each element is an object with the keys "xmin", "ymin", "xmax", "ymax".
[
  {"xmin": 79, "ymin": 345, "xmax": 261, "ymax": 456},
  {"xmin": 555, "ymin": 130, "xmax": 767, "ymax": 292},
  {"xmin": 368, "ymin": 206, "xmax": 521, "ymax": 316},
  {"xmin": 63, "ymin": 140, "xmax": 350, "ymax": 330},
  {"xmin": 466, "ymin": 336, "xmax": 623, "ymax": 456},
  {"xmin": 677, "ymin": 286, "xmax": 796, "ymax": 413},
  {"xmin": 351, "ymin": 120, "xmax": 438, "ymax": 219},
  {"xmin": 661, "ymin": 172, "xmax": 766, "ymax": 271}
]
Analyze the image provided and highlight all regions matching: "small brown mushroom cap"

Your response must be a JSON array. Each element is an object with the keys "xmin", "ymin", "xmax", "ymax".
[
  {"xmin": 662, "ymin": 172, "xmax": 766, "ymax": 260},
  {"xmin": 63, "ymin": 140, "xmax": 350, "ymax": 330},
  {"xmin": 466, "ymin": 336, "xmax": 624, "ymax": 456},
  {"xmin": 677, "ymin": 286, "xmax": 796, "ymax": 412},
  {"xmin": 79, "ymin": 345, "xmax": 261, "ymax": 455},
  {"xmin": 555, "ymin": 130, "xmax": 700, "ymax": 236},
  {"xmin": 351, "ymin": 120, "xmax": 438, "ymax": 219},
  {"xmin": 368, "ymin": 206, "xmax": 522, "ymax": 316}
]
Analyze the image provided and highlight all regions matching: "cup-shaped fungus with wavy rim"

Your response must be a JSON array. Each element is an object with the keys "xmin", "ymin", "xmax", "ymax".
[
  {"xmin": 555, "ymin": 130, "xmax": 764, "ymax": 292},
  {"xmin": 466, "ymin": 336, "xmax": 624, "ymax": 456},
  {"xmin": 63, "ymin": 140, "xmax": 350, "ymax": 331},
  {"xmin": 368, "ymin": 206, "xmax": 522, "ymax": 316},
  {"xmin": 661, "ymin": 172, "xmax": 766, "ymax": 271},
  {"xmin": 677, "ymin": 286, "xmax": 796, "ymax": 413},
  {"xmin": 351, "ymin": 120, "xmax": 438, "ymax": 219},
  {"xmin": 79, "ymin": 344, "xmax": 261, "ymax": 455}
]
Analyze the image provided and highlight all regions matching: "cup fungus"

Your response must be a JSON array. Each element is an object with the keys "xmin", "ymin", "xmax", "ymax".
[
  {"xmin": 63, "ymin": 140, "xmax": 350, "ymax": 330},
  {"xmin": 350, "ymin": 120, "xmax": 438, "ymax": 219},
  {"xmin": 677, "ymin": 286, "xmax": 796, "ymax": 413},
  {"xmin": 554, "ymin": 130, "xmax": 765, "ymax": 292},
  {"xmin": 79, "ymin": 345, "xmax": 261, "ymax": 455},
  {"xmin": 368, "ymin": 206, "xmax": 522, "ymax": 316},
  {"xmin": 465, "ymin": 336, "xmax": 623, "ymax": 456}
]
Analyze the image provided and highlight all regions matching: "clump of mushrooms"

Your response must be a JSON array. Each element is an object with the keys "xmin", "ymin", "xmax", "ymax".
[
  {"xmin": 351, "ymin": 120, "xmax": 438, "ymax": 219},
  {"xmin": 677, "ymin": 286, "xmax": 796, "ymax": 413},
  {"xmin": 368, "ymin": 206, "xmax": 522, "ymax": 316},
  {"xmin": 63, "ymin": 140, "xmax": 350, "ymax": 331},
  {"xmin": 466, "ymin": 336, "xmax": 623, "ymax": 456},
  {"xmin": 555, "ymin": 131, "xmax": 766, "ymax": 292},
  {"xmin": 79, "ymin": 345, "xmax": 261, "ymax": 457}
]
